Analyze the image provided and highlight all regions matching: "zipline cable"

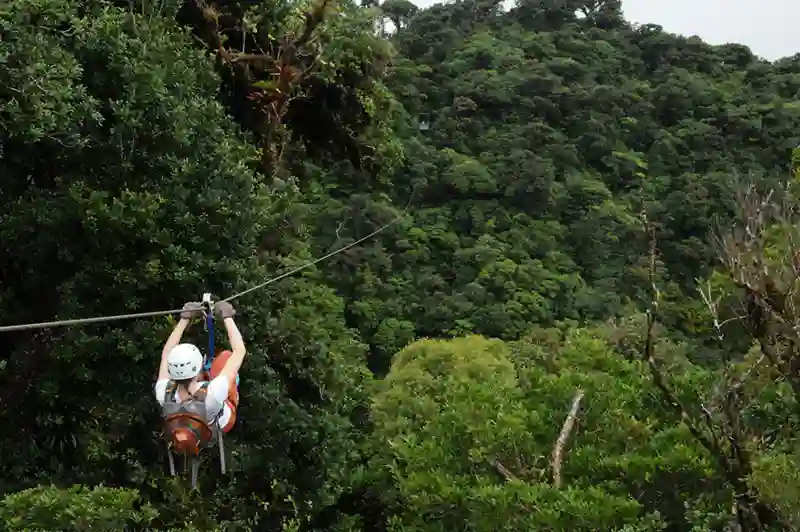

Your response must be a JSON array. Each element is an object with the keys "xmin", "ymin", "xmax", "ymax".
[
  {"xmin": 0, "ymin": 190, "xmax": 415, "ymax": 334},
  {"xmin": 0, "ymin": 308, "xmax": 186, "ymax": 333}
]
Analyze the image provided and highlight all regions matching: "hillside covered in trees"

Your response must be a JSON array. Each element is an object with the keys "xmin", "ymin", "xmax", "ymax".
[{"xmin": 2, "ymin": 0, "xmax": 800, "ymax": 530}]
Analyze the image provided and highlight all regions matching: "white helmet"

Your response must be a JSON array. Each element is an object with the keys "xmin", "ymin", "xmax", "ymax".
[{"xmin": 166, "ymin": 343, "xmax": 204, "ymax": 380}]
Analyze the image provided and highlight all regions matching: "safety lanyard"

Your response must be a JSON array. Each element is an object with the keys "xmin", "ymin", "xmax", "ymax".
[{"xmin": 202, "ymin": 293, "xmax": 215, "ymax": 372}]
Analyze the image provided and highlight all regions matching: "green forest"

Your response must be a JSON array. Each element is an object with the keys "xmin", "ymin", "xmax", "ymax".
[{"xmin": 3, "ymin": 0, "xmax": 800, "ymax": 529}]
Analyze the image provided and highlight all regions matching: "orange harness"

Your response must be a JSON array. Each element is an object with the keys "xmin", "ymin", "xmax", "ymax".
[{"xmin": 162, "ymin": 381, "xmax": 219, "ymax": 453}]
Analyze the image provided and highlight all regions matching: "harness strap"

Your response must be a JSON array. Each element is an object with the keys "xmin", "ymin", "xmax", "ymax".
[
  {"xmin": 165, "ymin": 380, "xmax": 209, "ymax": 401},
  {"xmin": 164, "ymin": 380, "xmax": 177, "ymax": 404},
  {"xmin": 163, "ymin": 381, "xmax": 223, "ymax": 427},
  {"xmin": 205, "ymin": 312, "xmax": 215, "ymax": 371}
]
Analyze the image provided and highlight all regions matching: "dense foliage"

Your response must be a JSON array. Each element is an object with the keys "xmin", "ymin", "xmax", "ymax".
[{"xmin": 2, "ymin": 0, "xmax": 800, "ymax": 529}]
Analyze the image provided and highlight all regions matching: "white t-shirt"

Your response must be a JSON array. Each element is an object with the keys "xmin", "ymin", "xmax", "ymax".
[{"xmin": 154, "ymin": 377, "xmax": 232, "ymax": 429}]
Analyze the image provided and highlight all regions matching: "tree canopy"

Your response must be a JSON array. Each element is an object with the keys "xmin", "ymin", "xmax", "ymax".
[{"xmin": 2, "ymin": 0, "xmax": 800, "ymax": 530}]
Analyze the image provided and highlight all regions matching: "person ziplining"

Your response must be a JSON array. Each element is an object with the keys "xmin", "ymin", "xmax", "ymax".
[
  {"xmin": 157, "ymin": 299, "xmax": 246, "ymax": 488},
  {"xmin": 0, "ymin": 191, "xmax": 415, "ymax": 489}
]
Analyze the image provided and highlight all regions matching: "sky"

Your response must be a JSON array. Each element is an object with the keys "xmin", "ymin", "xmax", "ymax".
[
  {"xmin": 408, "ymin": 0, "xmax": 800, "ymax": 62},
  {"xmin": 621, "ymin": 0, "xmax": 798, "ymax": 61}
]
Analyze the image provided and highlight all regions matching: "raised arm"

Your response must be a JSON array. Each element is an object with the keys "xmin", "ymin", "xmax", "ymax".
[
  {"xmin": 213, "ymin": 302, "xmax": 247, "ymax": 382},
  {"xmin": 157, "ymin": 302, "xmax": 202, "ymax": 381}
]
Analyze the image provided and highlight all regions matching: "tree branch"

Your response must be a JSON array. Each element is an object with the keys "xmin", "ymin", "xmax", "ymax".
[
  {"xmin": 642, "ymin": 211, "xmax": 780, "ymax": 531},
  {"xmin": 641, "ymin": 213, "xmax": 723, "ymax": 458},
  {"xmin": 551, "ymin": 390, "xmax": 584, "ymax": 488},
  {"xmin": 490, "ymin": 458, "xmax": 518, "ymax": 482},
  {"xmin": 294, "ymin": 0, "xmax": 333, "ymax": 49}
]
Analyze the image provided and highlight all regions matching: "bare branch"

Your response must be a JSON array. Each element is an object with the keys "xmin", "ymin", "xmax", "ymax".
[
  {"xmin": 641, "ymin": 212, "xmax": 723, "ymax": 458},
  {"xmin": 714, "ymin": 182, "xmax": 800, "ymax": 399},
  {"xmin": 644, "ymin": 208, "xmax": 782, "ymax": 530},
  {"xmin": 551, "ymin": 390, "xmax": 584, "ymax": 489},
  {"xmin": 490, "ymin": 458, "xmax": 518, "ymax": 482},
  {"xmin": 698, "ymin": 280, "xmax": 726, "ymax": 343}
]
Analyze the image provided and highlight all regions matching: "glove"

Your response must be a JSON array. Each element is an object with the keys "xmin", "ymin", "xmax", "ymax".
[
  {"xmin": 214, "ymin": 301, "xmax": 236, "ymax": 320},
  {"xmin": 180, "ymin": 301, "xmax": 203, "ymax": 320}
]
